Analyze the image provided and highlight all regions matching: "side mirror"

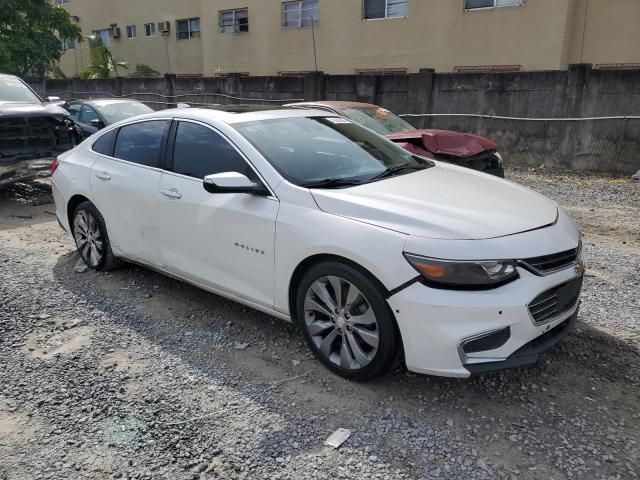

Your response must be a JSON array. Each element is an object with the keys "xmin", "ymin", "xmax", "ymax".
[
  {"xmin": 89, "ymin": 118, "xmax": 105, "ymax": 129},
  {"xmin": 46, "ymin": 95, "xmax": 62, "ymax": 103},
  {"xmin": 203, "ymin": 172, "xmax": 269, "ymax": 195}
]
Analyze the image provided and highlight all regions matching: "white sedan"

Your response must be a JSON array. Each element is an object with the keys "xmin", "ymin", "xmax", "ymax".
[{"xmin": 51, "ymin": 108, "xmax": 584, "ymax": 380}]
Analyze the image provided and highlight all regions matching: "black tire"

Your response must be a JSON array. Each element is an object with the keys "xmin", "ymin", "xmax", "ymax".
[
  {"xmin": 295, "ymin": 261, "xmax": 399, "ymax": 381},
  {"xmin": 72, "ymin": 201, "xmax": 122, "ymax": 271}
]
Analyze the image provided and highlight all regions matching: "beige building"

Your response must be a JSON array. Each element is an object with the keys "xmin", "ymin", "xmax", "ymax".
[{"xmin": 57, "ymin": 0, "xmax": 640, "ymax": 78}]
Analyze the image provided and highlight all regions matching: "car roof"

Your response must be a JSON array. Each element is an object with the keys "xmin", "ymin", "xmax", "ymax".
[
  {"xmin": 74, "ymin": 98, "xmax": 145, "ymax": 107},
  {"xmin": 0, "ymin": 73, "xmax": 20, "ymax": 79},
  {"xmin": 287, "ymin": 101, "xmax": 378, "ymax": 110},
  {"xmin": 130, "ymin": 107, "xmax": 335, "ymax": 125}
]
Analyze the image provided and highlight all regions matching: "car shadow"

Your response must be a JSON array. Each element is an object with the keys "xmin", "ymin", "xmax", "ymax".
[
  {"xmin": 50, "ymin": 250, "xmax": 640, "ymax": 477},
  {"xmin": 0, "ymin": 181, "xmax": 56, "ymax": 231}
]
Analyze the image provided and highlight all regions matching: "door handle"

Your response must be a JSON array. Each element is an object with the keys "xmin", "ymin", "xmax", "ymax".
[
  {"xmin": 95, "ymin": 171, "xmax": 111, "ymax": 181},
  {"xmin": 161, "ymin": 188, "xmax": 182, "ymax": 199}
]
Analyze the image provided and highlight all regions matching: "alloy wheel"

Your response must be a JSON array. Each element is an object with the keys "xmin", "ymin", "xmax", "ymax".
[
  {"xmin": 73, "ymin": 210, "xmax": 104, "ymax": 268},
  {"xmin": 303, "ymin": 275, "xmax": 380, "ymax": 370}
]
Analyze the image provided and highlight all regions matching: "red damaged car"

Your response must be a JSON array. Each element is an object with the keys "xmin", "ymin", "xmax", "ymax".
[{"xmin": 287, "ymin": 101, "xmax": 504, "ymax": 178}]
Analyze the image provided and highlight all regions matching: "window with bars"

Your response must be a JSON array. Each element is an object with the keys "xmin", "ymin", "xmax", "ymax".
[
  {"xmin": 464, "ymin": 0, "xmax": 524, "ymax": 9},
  {"xmin": 126, "ymin": 25, "xmax": 137, "ymax": 39},
  {"xmin": 61, "ymin": 38, "xmax": 76, "ymax": 51},
  {"xmin": 219, "ymin": 8, "xmax": 249, "ymax": 33},
  {"xmin": 176, "ymin": 18, "xmax": 200, "ymax": 40},
  {"xmin": 364, "ymin": 0, "xmax": 409, "ymax": 19},
  {"xmin": 282, "ymin": 0, "xmax": 318, "ymax": 28},
  {"xmin": 144, "ymin": 23, "xmax": 156, "ymax": 37},
  {"xmin": 94, "ymin": 29, "xmax": 111, "ymax": 47}
]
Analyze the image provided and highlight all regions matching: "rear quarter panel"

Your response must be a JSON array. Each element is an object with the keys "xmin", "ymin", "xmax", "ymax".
[{"xmin": 52, "ymin": 144, "xmax": 98, "ymax": 232}]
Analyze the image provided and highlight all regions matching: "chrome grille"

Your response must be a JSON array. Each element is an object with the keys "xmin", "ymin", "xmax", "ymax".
[
  {"xmin": 528, "ymin": 276, "xmax": 583, "ymax": 325},
  {"xmin": 521, "ymin": 246, "xmax": 579, "ymax": 275}
]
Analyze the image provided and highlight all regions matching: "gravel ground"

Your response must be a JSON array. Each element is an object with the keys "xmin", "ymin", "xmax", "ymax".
[{"xmin": 0, "ymin": 169, "xmax": 638, "ymax": 480}]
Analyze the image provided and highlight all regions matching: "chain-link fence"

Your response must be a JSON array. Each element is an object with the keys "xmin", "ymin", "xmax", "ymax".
[
  {"xmin": 32, "ymin": 89, "xmax": 303, "ymax": 108},
  {"xmin": 29, "ymin": 82, "xmax": 640, "ymax": 174},
  {"xmin": 400, "ymin": 114, "xmax": 640, "ymax": 175}
]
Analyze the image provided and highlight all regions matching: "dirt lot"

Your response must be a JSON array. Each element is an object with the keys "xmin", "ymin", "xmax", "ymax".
[{"xmin": 0, "ymin": 168, "xmax": 638, "ymax": 480}]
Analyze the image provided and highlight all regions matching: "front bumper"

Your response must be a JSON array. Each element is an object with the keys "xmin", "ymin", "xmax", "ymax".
[
  {"xmin": 0, "ymin": 158, "xmax": 54, "ymax": 188},
  {"xmin": 465, "ymin": 310, "xmax": 576, "ymax": 375},
  {"xmin": 483, "ymin": 166, "xmax": 505, "ymax": 178},
  {"xmin": 388, "ymin": 266, "xmax": 583, "ymax": 378}
]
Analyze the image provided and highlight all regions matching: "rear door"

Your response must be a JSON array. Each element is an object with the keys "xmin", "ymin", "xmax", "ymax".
[
  {"xmin": 156, "ymin": 120, "xmax": 279, "ymax": 308},
  {"xmin": 89, "ymin": 119, "xmax": 170, "ymax": 265}
]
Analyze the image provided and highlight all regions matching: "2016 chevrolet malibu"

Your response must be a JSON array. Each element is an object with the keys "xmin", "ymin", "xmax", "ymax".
[{"xmin": 51, "ymin": 108, "xmax": 584, "ymax": 381}]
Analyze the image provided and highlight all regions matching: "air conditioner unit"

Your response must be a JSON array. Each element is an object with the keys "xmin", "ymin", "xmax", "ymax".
[
  {"xmin": 112, "ymin": 27, "xmax": 121, "ymax": 38},
  {"xmin": 158, "ymin": 21, "xmax": 171, "ymax": 33}
]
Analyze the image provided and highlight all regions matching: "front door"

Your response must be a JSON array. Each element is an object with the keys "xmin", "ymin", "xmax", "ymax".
[{"xmin": 156, "ymin": 120, "xmax": 279, "ymax": 308}]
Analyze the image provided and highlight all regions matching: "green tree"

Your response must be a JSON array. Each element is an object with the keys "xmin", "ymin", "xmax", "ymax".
[
  {"xmin": 132, "ymin": 64, "xmax": 161, "ymax": 78},
  {"xmin": 0, "ymin": 0, "xmax": 81, "ymax": 77},
  {"xmin": 79, "ymin": 36, "xmax": 128, "ymax": 79}
]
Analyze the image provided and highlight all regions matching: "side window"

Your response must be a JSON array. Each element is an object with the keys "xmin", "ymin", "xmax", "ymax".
[
  {"xmin": 172, "ymin": 122, "xmax": 254, "ymax": 180},
  {"xmin": 92, "ymin": 129, "xmax": 117, "ymax": 156},
  {"xmin": 114, "ymin": 120, "xmax": 168, "ymax": 167},
  {"xmin": 67, "ymin": 103, "xmax": 81, "ymax": 122},
  {"xmin": 81, "ymin": 105, "xmax": 100, "ymax": 124}
]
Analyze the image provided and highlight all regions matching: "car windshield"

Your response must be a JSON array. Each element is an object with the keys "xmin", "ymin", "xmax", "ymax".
[
  {"xmin": 234, "ymin": 116, "xmax": 430, "ymax": 187},
  {"xmin": 341, "ymin": 107, "xmax": 416, "ymax": 135},
  {"xmin": 97, "ymin": 102, "xmax": 154, "ymax": 124},
  {"xmin": 0, "ymin": 78, "xmax": 41, "ymax": 104}
]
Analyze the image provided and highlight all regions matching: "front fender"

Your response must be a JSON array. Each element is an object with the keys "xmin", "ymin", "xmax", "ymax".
[{"xmin": 273, "ymin": 201, "xmax": 415, "ymax": 316}]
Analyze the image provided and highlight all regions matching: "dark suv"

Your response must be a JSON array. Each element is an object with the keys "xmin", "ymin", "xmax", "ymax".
[{"xmin": 0, "ymin": 74, "xmax": 80, "ymax": 187}]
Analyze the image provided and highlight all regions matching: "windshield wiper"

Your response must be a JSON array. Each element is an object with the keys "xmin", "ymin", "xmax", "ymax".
[
  {"xmin": 301, "ymin": 178, "xmax": 364, "ymax": 189},
  {"xmin": 368, "ymin": 163, "xmax": 430, "ymax": 182}
]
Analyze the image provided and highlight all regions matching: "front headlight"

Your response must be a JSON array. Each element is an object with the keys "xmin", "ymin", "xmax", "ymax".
[{"xmin": 403, "ymin": 253, "xmax": 519, "ymax": 290}]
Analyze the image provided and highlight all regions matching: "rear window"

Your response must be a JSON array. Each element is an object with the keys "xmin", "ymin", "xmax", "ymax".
[
  {"xmin": 98, "ymin": 102, "xmax": 153, "ymax": 124},
  {"xmin": 342, "ymin": 107, "xmax": 415, "ymax": 135},
  {"xmin": 113, "ymin": 121, "xmax": 169, "ymax": 167}
]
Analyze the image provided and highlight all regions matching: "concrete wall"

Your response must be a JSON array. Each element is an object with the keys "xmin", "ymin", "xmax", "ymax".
[
  {"xmin": 34, "ymin": 65, "xmax": 640, "ymax": 174},
  {"xmin": 57, "ymin": 0, "xmax": 640, "ymax": 77}
]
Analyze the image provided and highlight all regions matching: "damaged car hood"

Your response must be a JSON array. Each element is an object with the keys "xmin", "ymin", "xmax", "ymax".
[
  {"xmin": 0, "ymin": 101, "xmax": 69, "ymax": 118},
  {"xmin": 310, "ymin": 163, "xmax": 558, "ymax": 240},
  {"xmin": 0, "ymin": 101, "xmax": 78, "ymax": 187},
  {"xmin": 385, "ymin": 129, "xmax": 497, "ymax": 158}
]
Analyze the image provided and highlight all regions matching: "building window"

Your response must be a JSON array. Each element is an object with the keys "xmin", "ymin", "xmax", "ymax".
[
  {"xmin": 94, "ymin": 29, "xmax": 111, "ymax": 47},
  {"xmin": 220, "ymin": 8, "xmax": 249, "ymax": 33},
  {"xmin": 144, "ymin": 23, "xmax": 156, "ymax": 36},
  {"xmin": 364, "ymin": 0, "xmax": 409, "ymax": 19},
  {"xmin": 282, "ymin": 0, "xmax": 318, "ymax": 28},
  {"xmin": 126, "ymin": 25, "xmax": 137, "ymax": 39},
  {"xmin": 55, "ymin": 0, "xmax": 71, "ymax": 4},
  {"xmin": 464, "ymin": 0, "xmax": 524, "ymax": 10},
  {"xmin": 176, "ymin": 18, "xmax": 200, "ymax": 40},
  {"xmin": 61, "ymin": 38, "xmax": 76, "ymax": 51}
]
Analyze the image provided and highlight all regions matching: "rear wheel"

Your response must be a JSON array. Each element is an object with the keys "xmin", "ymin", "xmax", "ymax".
[
  {"xmin": 72, "ymin": 201, "xmax": 121, "ymax": 271},
  {"xmin": 295, "ymin": 261, "xmax": 398, "ymax": 381}
]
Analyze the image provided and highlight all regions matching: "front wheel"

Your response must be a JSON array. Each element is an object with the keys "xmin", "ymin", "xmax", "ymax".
[
  {"xmin": 295, "ymin": 261, "xmax": 399, "ymax": 381},
  {"xmin": 72, "ymin": 201, "xmax": 121, "ymax": 271}
]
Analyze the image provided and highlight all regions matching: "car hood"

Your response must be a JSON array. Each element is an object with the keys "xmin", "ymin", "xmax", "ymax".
[
  {"xmin": 385, "ymin": 129, "xmax": 497, "ymax": 157},
  {"xmin": 0, "ymin": 102, "xmax": 69, "ymax": 118},
  {"xmin": 310, "ymin": 164, "xmax": 558, "ymax": 240}
]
